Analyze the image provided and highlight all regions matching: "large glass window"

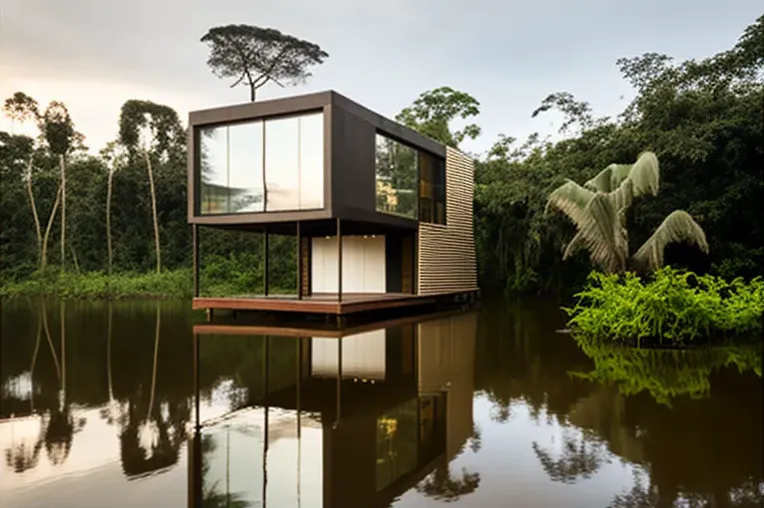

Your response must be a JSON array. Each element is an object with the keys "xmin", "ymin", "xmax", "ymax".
[
  {"xmin": 197, "ymin": 111, "xmax": 324, "ymax": 215},
  {"xmin": 375, "ymin": 133, "xmax": 446, "ymax": 224},
  {"xmin": 265, "ymin": 116, "xmax": 299, "ymax": 211},
  {"xmin": 375, "ymin": 134, "xmax": 418, "ymax": 219},
  {"xmin": 199, "ymin": 121, "xmax": 264, "ymax": 214}
]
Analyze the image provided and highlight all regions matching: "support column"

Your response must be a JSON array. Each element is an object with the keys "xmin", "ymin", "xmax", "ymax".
[
  {"xmin": 262, "ymin": 335, "xmax": 270, "ymax": 507},
  {"xmin": 296, "ymin": 221, "xmax": 302, "ymax": 300},
  {"xmin": 334, "ymin": 337, "xmax": 342, "ymax": 429},
  {"xmin": 193, "ymin": 333, "xmax": 200, "ymax": 430},
  {"xmin": 336, "ymin": 218, "xmax": 342, "ymax": 302},
  {"xmin": 263, "ymin": 230, "xmax": 269, "ymax": 297},
  {"xmin": 192, "ymin": 224, "xmax": 199, "ymax": 298}
]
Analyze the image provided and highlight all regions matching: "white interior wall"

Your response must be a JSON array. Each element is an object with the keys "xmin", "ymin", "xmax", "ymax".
[
  {"xmin": 311, "ymin": 235, "xmax": 386, "ymax": 293},
  {"xmin": 310, "ymin": 330, "xmax": 387, "ymax": 380}
]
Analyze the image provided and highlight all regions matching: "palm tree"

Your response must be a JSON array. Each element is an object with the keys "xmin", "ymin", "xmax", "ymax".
[{"xmin": 546, "ymin": 151, "xmax": 709, "ymax": 273}]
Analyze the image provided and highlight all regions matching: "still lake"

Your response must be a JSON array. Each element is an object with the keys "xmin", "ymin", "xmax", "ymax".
[{"xmin": 1, "ymin": 298, "xmax": 762, "ymax": 508}]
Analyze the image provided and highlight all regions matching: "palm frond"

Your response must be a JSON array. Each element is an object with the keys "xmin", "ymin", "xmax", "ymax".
[
  {"xmin": 545, "ymin": 179, "xmax": 596, "ymax": 228},
  {"xmin": 563, "ymin": 230, "xmax": 585, "ymax": 260},
  {"xmin": 631, "ymin": 210, "xmax": 709, "ymax": 273},
  {"xmin": 584, "ymin": 163, "xmax": 632, "ymax": 193},
  {"xmin": 569, "ymin": 194, "xmax": 628, "ymax": 273},
  {"xmin": 584, "ymin": 151, "xmax": 659, "ymax": 198},
  {"xmin": 627, "ymin": 151, "xmax": 660, "ymax": 197},
  {"xmin": 607, "ymin": 177, "xmax": 634, "ymax": 215}
]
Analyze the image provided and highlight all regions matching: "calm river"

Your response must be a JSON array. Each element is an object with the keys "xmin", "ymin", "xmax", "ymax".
[{"xmin": 1, "ymin": 298, "xmax": 762, "ymax": 508}]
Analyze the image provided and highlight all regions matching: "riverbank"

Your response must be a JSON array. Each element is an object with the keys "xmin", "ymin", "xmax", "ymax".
[{"xmin": 0, "ymin": 269, "xmax": 194, "ymax": 300}]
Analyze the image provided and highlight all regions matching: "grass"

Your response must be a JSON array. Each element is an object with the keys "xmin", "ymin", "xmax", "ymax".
[
  {"xmin": 563, "ymin": 267, "xmax": 764, "ymax": 345},
  {"xmin": 0, "ymin": 268, "xmax": 194, "ymax": 300},
  {"xmin": 0, "ymin": 264, "xmax": 295, "ymax": 300}
]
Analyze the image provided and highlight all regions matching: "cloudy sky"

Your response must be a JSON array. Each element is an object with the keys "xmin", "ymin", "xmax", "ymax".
[{"xmin": 1, "ymin": 0, "xmax": 760, "ymax": 155}]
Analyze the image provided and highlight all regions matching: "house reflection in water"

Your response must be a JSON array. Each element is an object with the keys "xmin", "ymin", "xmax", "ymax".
[{"xmin": 188, "ymin": 310, "xmax": 477, "ymax": 508}]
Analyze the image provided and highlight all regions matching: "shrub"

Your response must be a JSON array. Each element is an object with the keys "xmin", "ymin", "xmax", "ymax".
[{"xmin": 564, "ymin": 267, "xmax": 764, "ymax": 344}]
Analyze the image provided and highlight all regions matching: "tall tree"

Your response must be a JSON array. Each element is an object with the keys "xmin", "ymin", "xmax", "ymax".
[
  {"xmin": 100, "ymin": 142, "xmax": 128, "ymax": 276},
  {"xmin": 118, "ymin": 100, "xmax": 183, "ymax": 273},
  {"xmin": 40, "ymin": 101, "xmax": 78, "ymax": 271},
  {"xmin": 2, "ymin": 93, "xmax": 42, "ymax": 265},
  {"xmin": 200, "ymin": 24, "xmax": 329, "ymax": 102},
  {"xmin": 395, "ymin": 87, "xmax": 482, "ymax": 148}
]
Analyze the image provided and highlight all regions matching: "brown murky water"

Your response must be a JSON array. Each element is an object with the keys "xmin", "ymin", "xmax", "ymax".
[{"xmin": 1, "ymin": 298, "xmax": 762, "ymax": 508}]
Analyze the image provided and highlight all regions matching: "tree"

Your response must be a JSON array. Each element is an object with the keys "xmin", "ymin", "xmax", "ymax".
[
  {"xmin": 40, "ymin": 101, "xmax": 80, "ymax": 271},
  {"xmin": 396, "ymin": 87, "xmax": 481, "ymax": 148},
  {"xmin": 200, "ymin": 24, "xmax": 329, "ymax": 102},
  {"xmin": 3, "ymin": 93, "xmax": 43, "ymax": 266},
  {"xmin": 546, "ymin": 151, "xmax": 709, "ymax": 273},
  {"xmin": 100, "ymin": 142, "xmax": 128, "ymax": 276},
  {"xmin": 118, "ymin": 100, "xmax": 183, "ymax": 273}
]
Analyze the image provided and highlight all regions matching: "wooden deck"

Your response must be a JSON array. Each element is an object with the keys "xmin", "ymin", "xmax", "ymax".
[
  {"xmin": 193, "ymin": 307, "xmax": 474, "ymax": 338},
  {"xmin": 192, "ymin": 292, "xmax": 439, "ymax": 315}
]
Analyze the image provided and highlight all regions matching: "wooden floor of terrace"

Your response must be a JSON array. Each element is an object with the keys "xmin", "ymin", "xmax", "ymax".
[{"xmin": 192, "ymin": 292, "xmax": 441, "ymax": 316}]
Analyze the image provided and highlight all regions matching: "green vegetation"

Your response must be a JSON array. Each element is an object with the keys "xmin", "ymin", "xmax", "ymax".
[
  {"xmin": 546, "ymin": 151, "xmax": 708, "ymax": 274},
  {"xmin": 1, "ymin": 16, "xmax": 762, "ymax": 300},
  {"xmin": 564, "ymin": 268, "xmax": 764, "ymax": 344},
  {"xmin": 570, "ymin": 333, "xmax": 762, "ymax": 407},
  {"xmin": 0, "ymin": 257, "xmax": 294, "ymax": 300}
]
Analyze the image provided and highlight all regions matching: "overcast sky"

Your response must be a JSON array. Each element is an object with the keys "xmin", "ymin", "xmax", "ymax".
[{"xmin": 1, "ymin": 0, "xmax": 760, "ymax": 156}]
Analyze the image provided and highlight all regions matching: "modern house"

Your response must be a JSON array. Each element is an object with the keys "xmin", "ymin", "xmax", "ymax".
[
  {"xmin": 188, "ymin": 310, "xmax": 477, "ymax": 508},
  {"xmin": 187, "ymin": 91, "xmax": 479, "ymax": 316}
]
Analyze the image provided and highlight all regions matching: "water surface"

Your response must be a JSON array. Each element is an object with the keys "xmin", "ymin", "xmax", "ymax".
[{"xmin": 1, "ymin": 298, "xmax": 761, "ymax": 507}]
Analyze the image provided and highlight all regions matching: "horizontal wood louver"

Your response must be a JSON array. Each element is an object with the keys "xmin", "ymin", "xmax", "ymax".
[{"xmin": 417, "ymin": 147, "xmax": 478, "ymax": 295}]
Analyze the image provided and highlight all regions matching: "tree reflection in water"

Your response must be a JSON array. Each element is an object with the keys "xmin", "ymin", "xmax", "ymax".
[
  {"xmin": 531, "ymin": 428, "xmax": 609, "ymax": 484},
  {"xmin": 198, "ymin": 434, "xmax": 251, "ymax": 508},
  {"xmin": 118, "ymin": 304, "xmax": 189, "ymax": 478},
  {"xmin": 416, "ymin": 466, "xmax": 481, "ymax": 502},
  {"xmin": 4, "ymin": 299, "xmax": 84, "ymax": 471},
  {"xmin": 569, "ymin": 336, "xmax": 764, "ymax": 507}
]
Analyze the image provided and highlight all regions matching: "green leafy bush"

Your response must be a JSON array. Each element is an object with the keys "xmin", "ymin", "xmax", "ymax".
[
  {"xmin": 0, "ymin": 254, "xmax": 295, "ymax": 300},
  {"xmin": 564, "ymin": 267, "xmax": 764, "ymax": 344}
]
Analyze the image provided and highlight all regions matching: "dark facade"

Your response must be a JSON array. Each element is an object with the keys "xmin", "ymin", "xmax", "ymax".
[
  {"xmin": 187, "ymin": 90, "xmax": 445, "ymax": 234},
  {"xmin": 188, "ymin": 90, "xmax": 477, "ymax": 303}
]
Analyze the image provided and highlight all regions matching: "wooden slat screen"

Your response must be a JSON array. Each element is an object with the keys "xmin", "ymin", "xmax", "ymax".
[{"xmin": 417, "ymin": 147, "xmax": 478, "ymax": 295}]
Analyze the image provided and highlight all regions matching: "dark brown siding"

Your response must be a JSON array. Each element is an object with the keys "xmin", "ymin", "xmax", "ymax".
[
  {"xmin": 417, "ymin": 147, "xmax": 478, "ymax": 295},
  {"xmin": 330, "ymin": 103, "xmax": 376, "ymax": 218},
  {"xmin": 417, "ymin": 311, "xmax": 477, "ymax": 460}
]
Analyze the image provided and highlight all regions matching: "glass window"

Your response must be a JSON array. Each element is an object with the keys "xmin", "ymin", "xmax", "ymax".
[
  {"xmin": 417, "ymin": 152, "xmax": 446, "ymax": 225},
  {"xmin": 198, "ymin": 121, "xmax": 265, "ymax": 214},
  {"xmin": 197, "ymin": 111, "xmax": 324, "ymax": 215},
  {"xmin": 265, "ymin": 116, "xmax": 300, "ymax": 211},
  {"xmin": 298, "ymin": 112, "xmax": 324, "ymax": 210},
  {"xmin": 375, "ymin": 134, "xmax": 418, "ymax": 219},
  {"xmin": 432, "ymin": 157, "xmax": 446, "ymax": 225},
  {"xmin": 418, "ymin": 153, "xmax": 434, "ymax": 223}
]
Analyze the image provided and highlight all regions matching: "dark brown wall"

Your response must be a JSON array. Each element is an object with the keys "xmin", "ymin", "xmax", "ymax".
[
  {"xmin": 329, "ymin": 91, "xmax": 432, "ymax": 229},
  {"xmin": 330, "ymin": 103, "xmax": 376, "ymax": 219}
]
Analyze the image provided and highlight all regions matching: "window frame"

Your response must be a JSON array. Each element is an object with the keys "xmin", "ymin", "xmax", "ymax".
[
  {"xmin": 374, "ymin": 130, "xmax": 446, "ymax": 225},
  {"xmin": 195, "ymin": 109, "xmax": 325, "ymax": 216}
]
